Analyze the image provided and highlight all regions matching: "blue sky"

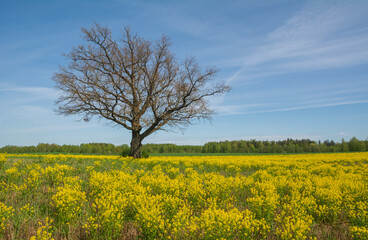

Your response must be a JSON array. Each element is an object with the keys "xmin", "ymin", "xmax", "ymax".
[{"xmin": 0, "ymin": 0, "xmax": 368, "ymax": 147}]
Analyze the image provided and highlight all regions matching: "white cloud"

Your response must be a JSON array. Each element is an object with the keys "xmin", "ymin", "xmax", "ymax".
[
  {"xmin": 0, "ymin": 86, "xmax": 58, "ymax": 95},
  {"xmin": 2, "ymin": 124, "xmax": 98, "ymax": 135},
  {"xmin": 216, "ymin": 0, "xmax": 368, "ymax": 117},
  {"xmin": 217, "ymin": 99, "xmax": 368, "ymax": 116},
  {"xmin": 256, "ymin": 100, "xmax": 368, "ymax": 113},
  {"xmin": 215, "ymin": 103, "xmax": 272, "ymax": 115},
  {"xmin": 228, "ymin": 0, "xmax": 368, "ymax": 83},
  {"xmin": 0, "ymin": 85, "xmax": 59, "ymax": 107}
]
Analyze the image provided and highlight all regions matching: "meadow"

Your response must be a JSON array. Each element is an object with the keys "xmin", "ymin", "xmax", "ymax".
[{"xmin": 0, "ymin": 152, "xmax": 367, "ymax": 239}]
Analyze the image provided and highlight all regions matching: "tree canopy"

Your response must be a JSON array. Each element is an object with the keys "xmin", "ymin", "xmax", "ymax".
[{"xmin": 53, "ymin": 23, "xmax": 230, "ymax": 158}]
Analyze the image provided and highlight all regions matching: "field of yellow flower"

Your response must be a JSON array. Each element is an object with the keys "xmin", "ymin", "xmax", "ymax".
[{"xmin": 0, "ymin": 152, "xmax": 367, "ymax": 239}]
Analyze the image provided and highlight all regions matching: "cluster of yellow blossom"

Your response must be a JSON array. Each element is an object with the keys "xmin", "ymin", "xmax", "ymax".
[
  {"xmin": 51, "ymin": 184, "xmax": 86, "ymax": 224},
  {"xmin": 350, "ymin": 226, "xmax": 368, "ymax": 239},
  {"xmin": 0, "ymin": 202, "xmax": 14, "ymax": 232},
  {"xmin": 30, "ymin": 217, "xmax": 54, "ymax": 240},
  {"xmin": 50, "ymin": 166, "xmax": 86, "ymax": 225},
  {"xmin": 0, "ymin": 153, "xmax": 6, "ymax": 168},
  {"xmin": 20, "ymin": 203, "xmax": 35, "ymax": 219},
  {"xmin": 45, "ymin": 163, "xmax": 75, "ymax": 186},
  {"xmin": 0, "ymin": 152, "xmax": 367, "ymax": 239}
]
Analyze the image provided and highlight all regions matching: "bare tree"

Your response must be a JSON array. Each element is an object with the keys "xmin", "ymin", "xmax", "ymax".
[{"xmin": 53, "ymin": 23, "xmax": 230, "ymax": 158}]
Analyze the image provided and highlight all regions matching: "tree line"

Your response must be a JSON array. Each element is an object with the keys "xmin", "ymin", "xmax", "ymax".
[{"xmin": 0, "ymin": 137, "xmax": 367, "ymax": 155}]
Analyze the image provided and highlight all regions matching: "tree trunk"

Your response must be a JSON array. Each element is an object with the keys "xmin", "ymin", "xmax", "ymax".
[{"xmin": 130, "ymin": 130, "xmax": 142, "ymax": 158}]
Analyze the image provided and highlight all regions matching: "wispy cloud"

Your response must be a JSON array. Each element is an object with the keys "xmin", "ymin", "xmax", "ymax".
[
  {"xmin": 215, "ymin": 0, "xmax": 368, "ymax": 117},
  {"xmin": 0, "ymin": 85, "xmax": 59, "ymax": 104},
  {"xmin": 228, "ymin": 0, "xmax": 368, "ymax": 83},
  {"xmin": 217, "ymin": 99, "xmax": 368, "ymax": 116},
  {"xmin": 2, "ymin": 124, "xmax": 98, "ymax": 135},
  {"xmin": 0, "ymin": 85, "xmax": 61, "ymax": 127},
  {"xmin": 0, "ymin": 86, "xmax": 58, "ymax": 95},
  {"xmin": 216, "ymin": 103, "xmax": 272, "ymax": 115},
  {"xmin": 255, "ymin": 100, "xmax": 368, "ymax": 114}
]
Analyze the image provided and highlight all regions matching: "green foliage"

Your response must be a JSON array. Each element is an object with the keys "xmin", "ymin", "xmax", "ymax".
[
  {"xmin": 120, "ymin": 146, "xmax": 131, "ymax": 157},
  {"xmin": 1, "ymin": 137, "xmax": 367, "ymax": 155},
  {"xmin": 141, "ymin": 150, "xmax": 149, "ymax": 158},
  {"xmin": 120, "ymin": 147, "xmax": 149, "ymax": 158}
]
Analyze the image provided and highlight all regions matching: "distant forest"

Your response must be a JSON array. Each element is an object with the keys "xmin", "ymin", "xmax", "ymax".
[{"xmin": 1, "ymin": 137, "xmax": 367, "ymax": 155}]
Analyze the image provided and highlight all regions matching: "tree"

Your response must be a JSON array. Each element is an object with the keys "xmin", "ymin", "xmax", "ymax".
[
  {"xmin": 349, "ymin": 137, "xmax": 365, "ymax": 152},
  {"xmin": 53, "ymin": 23, "xmax": 230, "ymax": 158}
]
